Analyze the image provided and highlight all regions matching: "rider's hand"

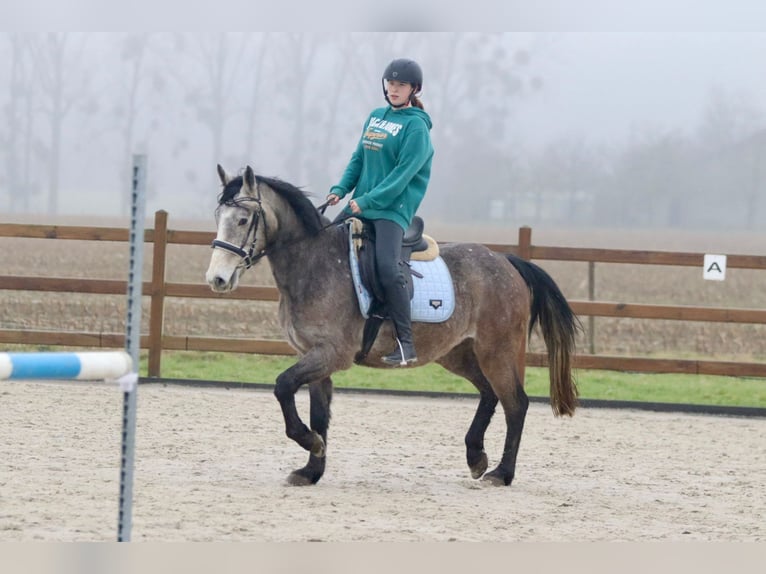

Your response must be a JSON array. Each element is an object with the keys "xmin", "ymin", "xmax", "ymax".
[
  {"xmin": 349, "ymin": 200, "xmax": 361, "ymax": 214},
  {"xmin": 326, "ymin": 193, "xmax": 341, "ymax": 206}
]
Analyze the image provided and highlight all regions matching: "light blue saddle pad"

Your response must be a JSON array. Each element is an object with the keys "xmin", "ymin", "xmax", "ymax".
[{"xmin": 348, "ymin": 221, "xmax": 455, "ymax": 323}]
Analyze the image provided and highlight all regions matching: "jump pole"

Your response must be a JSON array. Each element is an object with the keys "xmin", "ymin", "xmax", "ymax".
[{"xmin": 0, "ymin": 351, "xmax": 133, "ymax": 380}]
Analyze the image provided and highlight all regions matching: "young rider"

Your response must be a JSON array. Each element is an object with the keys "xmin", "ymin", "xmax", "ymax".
[{"xmin": 327, "ymin": 58, "xmax": 434, "ymax": 366}]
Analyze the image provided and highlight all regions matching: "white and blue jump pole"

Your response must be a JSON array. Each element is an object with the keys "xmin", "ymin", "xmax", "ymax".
[{"xmin": 0, "ymin": 351, "xmax": 133, "ymax": 381}]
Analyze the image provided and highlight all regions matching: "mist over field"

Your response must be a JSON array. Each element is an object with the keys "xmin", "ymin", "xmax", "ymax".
[{"xmin": 1, "ymin": 31, "xmax": 765, "ymax": 234}]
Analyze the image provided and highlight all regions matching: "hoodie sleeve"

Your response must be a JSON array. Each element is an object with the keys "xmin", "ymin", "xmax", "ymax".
[
  {"xmin": 329, "ymin": 141, "xmax": 363, "ymax": 198},
  {"xmin": 329, "ymin": 116, "xmax": 369, "ymax": 198},
  {"xmin": 353, "ymin": 124, "xmax": 431, "ymax": 212}
]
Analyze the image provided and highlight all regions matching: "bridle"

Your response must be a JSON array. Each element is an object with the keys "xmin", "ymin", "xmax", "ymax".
[
  {"xmin": 211, "ymin": 187, "xmax": 331, "ymax": 270},
  {"xmin": 211, "ymin": 184, "xmax": 269, "ymax": 270}
]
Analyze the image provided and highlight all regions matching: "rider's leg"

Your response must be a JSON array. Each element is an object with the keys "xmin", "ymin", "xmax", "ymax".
[{"xmin": 372, "ymin": 218, "xmax": 417, "ymax": 366}]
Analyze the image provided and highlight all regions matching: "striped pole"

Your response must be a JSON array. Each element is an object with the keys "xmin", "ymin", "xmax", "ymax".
[{"xmin": 0, "ymin": 351, "xmax": 133, "ymax": 381}]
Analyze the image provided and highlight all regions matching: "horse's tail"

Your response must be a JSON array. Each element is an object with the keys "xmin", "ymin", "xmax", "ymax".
[{"xmin": 506, "ymin": 254, "xmax": 581, "ymax": 417}]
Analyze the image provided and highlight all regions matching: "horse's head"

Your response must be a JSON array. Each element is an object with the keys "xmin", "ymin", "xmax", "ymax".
[
  {"xmin": 206, "ymin": 164, "xmax": 274, "ymax": 292},
  {"xmin": 206, "ymin": 164, "xmax": 328, "ymax": 292}
]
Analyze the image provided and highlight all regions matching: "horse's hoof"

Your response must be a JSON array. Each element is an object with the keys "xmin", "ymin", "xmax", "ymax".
[
  {"xmin": 286, "ymin": 471, "xmax": 314, "ymax": 486},
  {"xmin": 481, "ymin": 468, "xmax": 512, "ymax": 486},
  {"xmin": 469, "ymin": 452, "xmax": 489, "ymax": 479},
  {"xmin": 310, "ymin": 432, "xmax": 326, "ymax": 458}
]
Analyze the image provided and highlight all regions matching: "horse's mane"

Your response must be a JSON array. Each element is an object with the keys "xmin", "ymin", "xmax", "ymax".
[{"xmin": 217, "ymin": 173, "xmax": 325, "ymax": 236}]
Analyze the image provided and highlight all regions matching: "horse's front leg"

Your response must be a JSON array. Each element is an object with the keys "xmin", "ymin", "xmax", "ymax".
[
  {"xmin": 273, "ymin": 349, "xmax": 332, "ymax": 459},
  {"xmin": 287, "ymin": 376, "xmax": 333, "ymax": 486}
]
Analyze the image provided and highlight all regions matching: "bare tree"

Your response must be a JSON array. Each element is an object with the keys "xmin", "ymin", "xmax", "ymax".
[
  {"xmin": 415, "ymin": 34, "xmax": 536, "ymax": 222},
  {"xmin": 241, "ymin": 33, "xmax": 270, "ymax": 169},
  {"xmin": 600, "ymin": 130, "xmax": 694, "ymax": 227},
  {"xmin": 696, "ymin": 86, "xmax": 762, "ymax": 151},
  {"xmin": 524, "ymin": 137, "xmax": 608, "ymax": 225},
  {"xmin": 103, "ymin": 33, "xmax": 164, "ymax": 216},
  {"xmin": 27, "ymin": 33, "xmax": 91, "ymax": 215},
  {"xmin": 270, "ymin": 33, "xmax": 329, "ymax": 186},
  {"xmin": 2, "ymin": 34, "xmax": 40, "ymax": 213},
  {"xmin": 158, "ymin": 33, "xmax": 251, "ymax": 202}
]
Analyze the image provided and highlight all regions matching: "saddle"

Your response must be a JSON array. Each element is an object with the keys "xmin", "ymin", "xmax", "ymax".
[
  {"xmin": 348, "ymin": 216, "xmax": 444, "ymax": 364},
  {"xmin": 350, "ymin": 216, "xmax": 437, "ymax": 304},
  {"xmin": 401, "ymin": 217, "xmax": 440, "ymax": 262}
]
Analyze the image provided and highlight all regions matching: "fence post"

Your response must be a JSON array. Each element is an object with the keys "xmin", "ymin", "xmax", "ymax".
[
  {"xmin": 518, "ymin": 226, "xmax": 532, "ymax": 260},
  {"xmin": 588, "ymin": 261, "xmax": 596, "ymax": 354},
  {"xmin": 148, "ymin": 210, "xmax": 168, "ymax": 377}
]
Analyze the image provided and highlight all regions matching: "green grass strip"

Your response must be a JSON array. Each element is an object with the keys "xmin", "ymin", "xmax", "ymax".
[{"xmin": 151, "ymin": 351, "xmax": 766, "ymax": 408}]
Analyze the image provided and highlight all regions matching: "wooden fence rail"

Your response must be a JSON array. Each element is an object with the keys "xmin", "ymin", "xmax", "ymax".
[{"xmin": 1, "ymin": 211, "xmax": 765, "ymax": 379}]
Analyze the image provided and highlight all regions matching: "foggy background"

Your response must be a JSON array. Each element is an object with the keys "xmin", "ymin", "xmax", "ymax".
[{"xmin": 1, "ymin": 32, "xmax": 765, "ymax": 230}]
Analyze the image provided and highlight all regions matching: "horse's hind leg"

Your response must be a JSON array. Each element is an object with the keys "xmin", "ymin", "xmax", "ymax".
[
  {"xmin": 287, "ymin": 377, "xmax": 333, "ymax": 486},
  {"xmin": 474, "ymin": 342, "xmax": 529, "ymax": 486},
  {"xmin": 438, "ymin": 340, "xmax": 498, "ymax": 480}
]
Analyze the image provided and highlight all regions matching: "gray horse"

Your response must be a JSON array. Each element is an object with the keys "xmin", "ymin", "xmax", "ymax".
[{"xmin": 206, "ymin": 165, "xmax": 579, "ymax": 487}]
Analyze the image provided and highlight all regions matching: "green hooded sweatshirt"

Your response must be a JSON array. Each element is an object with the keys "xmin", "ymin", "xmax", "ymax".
[{"xmin": 330, "ymin": 105, "xmax": 434, "ymax": 231}]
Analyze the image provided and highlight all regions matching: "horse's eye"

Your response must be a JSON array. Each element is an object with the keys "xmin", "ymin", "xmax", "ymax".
[{"xmin": 238, "ymin": 217, "xmax": 249, "ymax": 226}]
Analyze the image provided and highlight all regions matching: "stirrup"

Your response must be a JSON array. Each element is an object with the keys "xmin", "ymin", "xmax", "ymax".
[{"xmin": 381, "ymin": 339, "xmax": 418, "ymax": 367}]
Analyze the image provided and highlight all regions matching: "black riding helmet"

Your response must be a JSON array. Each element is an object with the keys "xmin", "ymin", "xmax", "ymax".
[{"xmin": 382, "ymin": 58, "xmax": 423, "ymax": 108}]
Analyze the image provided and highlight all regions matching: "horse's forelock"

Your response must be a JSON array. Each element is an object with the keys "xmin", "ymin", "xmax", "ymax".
[{"xmin": 218, "ymin": 175, "xmax": 244, "ymax": 205}]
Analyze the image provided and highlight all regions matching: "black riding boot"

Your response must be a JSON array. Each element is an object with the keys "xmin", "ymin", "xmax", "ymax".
[{"xmin": 381, "ymin": 267, "xmax": 418, "ymax": 367}]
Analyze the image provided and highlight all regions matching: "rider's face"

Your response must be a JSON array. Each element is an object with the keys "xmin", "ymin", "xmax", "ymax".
[{"xmin": 385, "ymin": 79, "xmax": 413, "ymax": 106}]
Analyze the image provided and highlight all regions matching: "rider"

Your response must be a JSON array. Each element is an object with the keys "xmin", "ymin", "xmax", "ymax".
[{"xmin": 327, "ymin": 58, "xmax": 434, "ymax": 366}]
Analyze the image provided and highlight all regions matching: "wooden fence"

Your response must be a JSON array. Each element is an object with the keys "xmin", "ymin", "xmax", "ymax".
[{"xmin": 1, "ymin": 211, "xmax": 765, "ymax": 379}]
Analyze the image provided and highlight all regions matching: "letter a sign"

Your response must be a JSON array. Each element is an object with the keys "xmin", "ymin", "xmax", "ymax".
[{"xmin": 703, "ymin": 254, "xmax": 727, "ymax": 281}]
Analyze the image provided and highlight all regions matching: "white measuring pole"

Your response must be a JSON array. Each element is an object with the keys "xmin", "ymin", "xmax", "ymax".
[{"xmin": 117, "ymin": 154, "xmax": 147, "ymax": 542}]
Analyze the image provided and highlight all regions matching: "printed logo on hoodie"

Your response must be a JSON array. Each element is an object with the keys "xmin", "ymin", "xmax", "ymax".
[
  {"xmin": 367, "ymin": 117, "xmax": 403, "ymax": 136},
  {"xmin": 363, "ymin": 117, "xmax": 404, "ymax": 150}
]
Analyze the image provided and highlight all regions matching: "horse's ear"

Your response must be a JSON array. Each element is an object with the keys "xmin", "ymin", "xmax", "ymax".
[
  {"xmin": 217, "ymin": 164, "xmax": 229, "ymax": 186},
  {"xmin": 244, "ymin": 165, "xmax": 255, "ymax": 190}
]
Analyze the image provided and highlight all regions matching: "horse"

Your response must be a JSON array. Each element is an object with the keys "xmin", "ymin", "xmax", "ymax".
[{"xmin": 206, "ymin": 165, "xmax": 580, "ymax": 487}]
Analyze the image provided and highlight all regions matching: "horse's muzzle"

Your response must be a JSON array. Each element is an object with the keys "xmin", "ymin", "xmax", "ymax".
[
  {"xmin": 206, "ymin": 254, "xmax": 240, "ymax": 293},
  {"xmin": 209, "ymin": 275, "xmax": 232, "ymax": 292}
]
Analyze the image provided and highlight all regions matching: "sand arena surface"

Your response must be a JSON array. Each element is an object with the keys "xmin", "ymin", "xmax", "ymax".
[{"xmin": 1, "ymin": 382, "xmax": 764, "ymax": 542}]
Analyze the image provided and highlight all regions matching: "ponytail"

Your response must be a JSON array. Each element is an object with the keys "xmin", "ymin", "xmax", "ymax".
[{"xmin": 411, "ymin": 94, "xmax": 425, "ymax": 110}]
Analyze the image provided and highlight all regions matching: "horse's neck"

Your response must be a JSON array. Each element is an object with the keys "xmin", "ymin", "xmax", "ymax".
[{"xmin": 267, "ymin": 225, "xmax": 344, "ymax": 296}]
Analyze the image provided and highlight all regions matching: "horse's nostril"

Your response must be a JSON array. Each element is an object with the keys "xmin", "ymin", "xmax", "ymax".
[{"xmin": 214, "ymin": 276, "xmax": 227, "ymax": 289}]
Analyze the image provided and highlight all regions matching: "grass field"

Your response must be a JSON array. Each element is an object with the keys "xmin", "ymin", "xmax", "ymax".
[
  {"xmin": 151, "ymin": 351, "xmax": 766, "ymax": 408},
  {"xmin": 1, "ymin": 220, "xmax": 765, "ymax": 407}
]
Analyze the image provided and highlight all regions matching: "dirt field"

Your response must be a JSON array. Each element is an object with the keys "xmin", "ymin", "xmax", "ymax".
[{"xmin": 1, "ymin": 381, "xmax": 764, "ymax": 542}]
